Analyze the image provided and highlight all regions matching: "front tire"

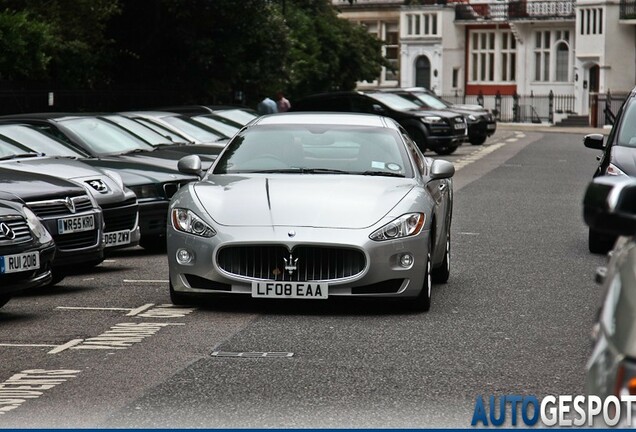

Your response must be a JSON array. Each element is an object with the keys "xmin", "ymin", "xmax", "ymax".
[
  {"xmin": 431, "ymin": 230, "xmax": 450, "ymax": 284},
  {"xmin": 434, "ymin": 145, "xmax": 459, "ymax": 155},
  {"xmin": 407, "ymin": 244, "xmax": 432, "ymax": 312},
  {"xmin": 469, "ymin": 135, "xmax": 487, "ymax": 145},
  {"xmin": 588, "ymin": 228, "xmax": 615, "ymax": 254}
]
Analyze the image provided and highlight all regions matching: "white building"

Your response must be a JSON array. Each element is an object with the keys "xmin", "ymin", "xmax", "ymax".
[{"xmin": 331, "ymin": 0, "xmax": 636, "ymax": 124}]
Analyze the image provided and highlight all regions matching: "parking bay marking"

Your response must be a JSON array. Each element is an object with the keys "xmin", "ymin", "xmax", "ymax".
[{"xmin": 56, "ymin": 303, "xmax": 196, "ymax": 318}]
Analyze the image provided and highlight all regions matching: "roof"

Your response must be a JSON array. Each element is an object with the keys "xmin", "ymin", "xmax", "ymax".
[{"xmin": 253, "ymin": 112, "xmax": 394, "ymax": 128}]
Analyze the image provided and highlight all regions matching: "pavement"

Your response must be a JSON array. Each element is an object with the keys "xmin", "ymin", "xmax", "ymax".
[{"xmin": 497, "ymin": 122, "xmax": 612, "ymax": 136}]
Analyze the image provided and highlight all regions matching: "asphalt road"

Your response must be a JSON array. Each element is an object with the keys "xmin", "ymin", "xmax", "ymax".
[{"xmin": 0, "ymin": 129, "xmax": 607, "ymax": 428}]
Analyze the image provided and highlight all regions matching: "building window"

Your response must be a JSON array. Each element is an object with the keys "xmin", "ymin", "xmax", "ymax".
[
  {"xmin": 452, "ymin": 68, "xmax": 460, "ymax": 89},
  {"xmin": 579, "ymin": 8, "xmax": 603, "ymax": 35},
  {"xmin": 534, "ymin": 31, "xmax": 550, "ymax": 81},
  {"xmin": 468, "ymin": 30, "xmax": 515, "ymax": 84},
  {"xmin": 555, "ymin": 42, "xmax": 570, "ymax": 82},
  {"xmin": 359, "ymin": 20, "xmax": 399, "ymax": 84},
  {"xmin": 404, "ymin": 12, "xmax": 439, "ymax": 37}
]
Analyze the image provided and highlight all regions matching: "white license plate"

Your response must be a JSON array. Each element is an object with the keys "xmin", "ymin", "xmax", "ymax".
[
  {"xmin": 0, "ymin": 251, "xmax": 40, "ymax": 274},
  {"xmin": 487, "ymin": 123, "xmax": 496, "ymax": 130},
  {"xmin": 251, "ymin": 281, "xmax": 328, "ymax": 299},
  {"xmin": 58, "ymin": 215, "xmax": 95, "ymax": 234},
  {"xmin": 103, "ymin": 230, "xmax": 131, "ymax": 247},
  {"xmin": 454, "ymin": 123, "xmax": 465, "ymax": 130}
]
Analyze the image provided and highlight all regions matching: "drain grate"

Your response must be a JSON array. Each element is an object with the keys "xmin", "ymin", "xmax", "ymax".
[{"xmin": 211, "ymin": 351, "xmax": 294, "ymax": 358}]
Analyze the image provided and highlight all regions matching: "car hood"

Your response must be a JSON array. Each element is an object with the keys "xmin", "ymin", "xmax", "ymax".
[
  {"xmin": 611, "ymin": 146, "xmax": 636, "ymax": 175},
  {"xmin": 0, "ymin": 167, "xmax": 86, "ymax": 201},
  {"xmin": 193, "ymin": 175, "xmax": 415, "ymax": 228},
  {"xmin": 399, "ymin": 109, "xmax": 460, "ymax": 120},
  {"xmin": 0, "ymin": 157, "xmax": 130, "ymax": 205},
  {"xmin": 0, "ymin": 199, "xmax": 22, "ymax": 217},
  {"xmin": 451, "ymin": 104, "xmax": 488, "ymax": 112},
  {"xmin": 80, "ymin": 157, "xmax": 196, "ymax": 187}
]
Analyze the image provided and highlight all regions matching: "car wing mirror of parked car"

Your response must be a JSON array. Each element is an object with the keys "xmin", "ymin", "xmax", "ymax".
[
  {"xmin": 583, "ymin": 176, "xmax": 636, "ymax": 237},
  {"xmin": 177, "ymin": 154, "xmax": 203, "ymax": 178},
  {"xmin": 429, "ymin": 159, "xmax": 455, "ymax": 180},
  {"xmin": 583, "ymin": 133, "xmax": 605, "ymax": 150}
]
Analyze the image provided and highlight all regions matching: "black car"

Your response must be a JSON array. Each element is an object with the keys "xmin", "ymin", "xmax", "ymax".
[
  {"xmin": 584, "ymin": 86, "xmax": 636, "ymax": 253},
  {"xmin": 0, "ymin": 168, "xmax": 104, "ymax": 285},
  {"xmin": 290, "ymin": 91, "xmax": 467, "ymax": 155},
  {"xmin": 0, "ymin": 120, "xmax": 194, "ymax": 251},
  {"xmin": 0, "ymin": 195, "xmax": 56, "ymax": 306},
  {"xmin": 391, "ymin": 87, "xmax": 497, "ymax": 146}
]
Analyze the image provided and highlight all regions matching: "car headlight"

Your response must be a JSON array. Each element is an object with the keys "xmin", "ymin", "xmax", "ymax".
[
  {"xmin": 171, "ymin": 208, "xmax": 216, "ymax": 237},
  {"xmin": 369, "ymin": 213, "xmax": 425, "ymax": 241},
  {"xmin": 468, "ymin": 114, "xmax": 477, "ymax": 121},
  {"xmin": 129, "ymin": 184, "xmax": 159, "ymax": 199},
  {"xmin": 422, "ymin": 116, "xmax": 445, "ymax": 125},
  {"xmin": 23, "ymin": 206, "xmax": 53, "ymax": 243},
  {"xmin": 607, "ymin": 163, "xmax": 628, "ymax": 177}
]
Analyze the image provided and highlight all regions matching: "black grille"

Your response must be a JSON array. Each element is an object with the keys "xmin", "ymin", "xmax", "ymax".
[
  {"xmin": 0, "ymin": 217, "xmax": 31, "ymax": 243},
  {"xmin": 351, "ymin": 279, "xmax": 404, "ymax": 294},
  {"xmin": 217, "ymin": 245, "xmax": 366, "ymax": 282},
  {"xmin": 101, "ymin": 198, "xmax": 138, "ymax": 233},
  {"xmin": 184, "ymin": 274, "xmax": 231, "ymax": 291},
  {"xmin": 27, "ymin": 196, "xmax": 93, "ymax": 218},
  {"xmin": 54, "ymin": 230, "xmax": 99, "ymax": 250},
  {"xmin": 163, "ymin": 181, "xmax": 189, "ymax": 199}
]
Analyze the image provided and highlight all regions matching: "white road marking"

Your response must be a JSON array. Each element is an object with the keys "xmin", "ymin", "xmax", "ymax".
[
  {"xmin": 0, "ymin": 369, "xmax": 81, "ymax": 415},
  {"xmin": 506, "ymin": 138, "xmax": 518, "ymax": 142},
  {"xmin": 103, "ymin": 259, "xmax": 116, "ymax": 263},
  {"xmin": 453, "ymin": 142, "xmax": 507, "ymax": 172},
  {"xmin": 126, "ymin": 304, "xmax": 155, "ymax": 316},
  {"xmin": 48, "ymin": 339, "xmax": 84, "ymax": 354},
  {"xmin": 458, "ymin": 232, "xmax": 480, "ymax": 235},
  {"xmin": 57, "ymin": 307, "xmax": 136, "ymax": 312},
  {"xmin": 70, "ymin": 322, "xmax": 184, "ymax": 351},
  {"xmin": 56, "ymin": 303, "xmax": 195, "ymax": 318},
  {"xmin": 123, "ymin": 279, "xmax": 169, "ymax": 283}
]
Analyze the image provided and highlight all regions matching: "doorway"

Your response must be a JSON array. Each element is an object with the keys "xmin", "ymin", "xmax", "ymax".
[{"xmin": 415, "ymin": 56, "xmax": 431, "ymax": 89}]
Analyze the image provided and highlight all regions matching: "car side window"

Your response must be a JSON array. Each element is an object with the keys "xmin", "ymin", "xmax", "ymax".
[
  {"xmin": 402, "ymin": 132, "xmax": 426, "ymax": 176},
  {"xmin": 350, "ymin": 96, "xmax": 376, "ymax": 114}
]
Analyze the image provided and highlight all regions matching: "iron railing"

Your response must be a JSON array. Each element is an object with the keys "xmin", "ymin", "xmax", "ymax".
[
  {"xmin": 455, "ymin": 0, "xmax": 575, "ymax": 22},
  {"xmin": 620, "ymin": 0, "xmax": 636, "ymax": 19}
]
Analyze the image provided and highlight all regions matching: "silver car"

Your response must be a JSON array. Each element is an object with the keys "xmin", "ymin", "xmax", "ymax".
[
  {"xmin": 583, "ymin": 175, "xmax": 636, "ymax": 425},
  {"xmin": 167, "ymin": 113, "xmax": 454, "ymax": 311}
]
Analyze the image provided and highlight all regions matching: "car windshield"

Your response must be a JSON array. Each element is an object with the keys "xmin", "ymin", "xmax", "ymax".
[
  {"xmin": 413, "ymin": 93, "xmax": 450, "ymax": 110},
  {"xmin": 192, "ymin": 115, "xmax": 241, "ymax": 137},
  {"xmin": 214, "ymin": 109, "xmax": 258, "ymax": 125},
  {"xmin": 0, "ymin": 124, "xmax": 88, "ymax": 158},
  {"xmin": 133, "ymin": 118, "xmax": 190, "ymax": 144},
  {"xmin": 101, "ymin": 115, "xmax": 178, "ymax": 146},
  {"xmin": 368, "ymin": 93, "xmax": 422, "ymax": 111},
  {"xmin": 616, "ymin": 99, "xmax": 636, "ymax": 147},
  {"xmin": 61, "ymin": 117, "xmax": 155, "ymax": 155},
  {"xmin": 161, "ymin": 116, "xmax": 227, "ymax": 142},
  {"xmin": 213, "ymin": 124, "xmax": 413, "ymax": 178}
]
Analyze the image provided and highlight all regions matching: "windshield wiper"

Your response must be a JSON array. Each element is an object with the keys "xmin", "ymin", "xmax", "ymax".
[
  {"xmin": 0, "ymin": 152, "xmax": 44, "ymax": 161},
  {"xmin": 360, "ymin": 170, "xmax": 405, "ymax": 178}
]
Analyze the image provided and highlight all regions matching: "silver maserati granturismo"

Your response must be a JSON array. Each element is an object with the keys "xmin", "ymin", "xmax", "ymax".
[{"xmin": 167, "ymin": 113, "xmax": 454, "ymax": 311}]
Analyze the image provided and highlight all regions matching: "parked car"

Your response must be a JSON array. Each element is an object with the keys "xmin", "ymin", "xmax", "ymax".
[
  {"xmin": 155, "ymin": 105, "xmax": 259, "ymax": 125},
  {"xmin": 168, "ymin": 112, "xmax": 454, "ymax": 311},
  {"xmin": 583, "ymin": 86, "xmax": 636, "ymax": 253},
  {"xmin": 188, "ymin": 113, "xmax": 242, "ymax": 139},
  {"xmin": 0, "ymin": 124, "xmax": 140, "ymax": 251},
  {"xmin": 0, "ymin": 195, "xmax": 56, "ymax": 306},
  {"xmin": 386, "ymin": 87, "xmax": 497, "ymax": 145},
  {"xmin": 0, "ymin": 168, "xmax": 104, "ymax": 285},
  {"xmin": 582, "ymin": 176, "xmax": 636, "ymax": 425},
  {"xmin": 290, "ymin": 91, "xmax": 467, "ymax": 155},
  {"xmin": 0, "ymin": 121, "xmax": 194, "ymax": 251}
]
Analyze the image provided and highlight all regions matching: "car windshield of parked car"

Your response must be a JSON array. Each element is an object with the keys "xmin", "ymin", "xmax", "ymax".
[
  {"xmin": 101, "ymin": 115, "xmax": 177, "ymax": 146},
  {"xmin": 0, "ymin": 124, "xmax": 89, "ymax": 158},
  {"xmin": 214, "ymin": 109, "xmax": 258, "ymax": 125},
  {"xmin": 192, "ymin": 115, "xmax": 241, "ymax": 138},
  {"xmin": 412, "ymin": 93, "xmax": 450, "ymax": 110},
  {"xmin": 368, "ymin": 93, "xmax": 423, "ymax": 112},
  {"xmin": 160, "ymin": 116, "xmax": 228, "ymax": 142},
  {"xmin": 213, "ymin": 124, "xmax": 413, "ymax": 178},
  {"xmin": 61, "ymin": 117, "xmax": 155, "ymax": 155},
  {"xmin": 616, "ymin": 99, "xmax": 636, "ymax": 147},
  {"xmin": 132, "ymin": 118, "xmax": 190, "ymax": 144}
]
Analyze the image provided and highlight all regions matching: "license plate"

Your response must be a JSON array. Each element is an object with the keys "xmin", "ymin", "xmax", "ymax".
[
  {"xmin": 251, "ymin": 281, "xmax": 328, "ymax": 299},
  {"xmin": 103, "ymin": 230, "xmax": 131, "ymax": 247},
  {"xmin": 58, "ymin": 215, "xmax": 95, "ymax": 234},
  {"xmin": 0, "ymin": 251, "xmax": 40, "ymax": 274},
  {"xmin": 487, "ymin": 123, "xmax": 496, "ymax": 130},
  {"xmin": 454, "ymin": 123, "xmax": 465, "ymax": 130}
]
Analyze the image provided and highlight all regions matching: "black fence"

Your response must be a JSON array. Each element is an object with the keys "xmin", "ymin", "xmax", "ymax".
[
  {"xmin": 442, "ymin": 91, "xmax": 575, "ymax": 124},
  {"xmin": 455, "ymin": 0, "xmax": 575, "ymax": 22},
  {"xmin": 620, "ymin": 0, "xmax": 636, "ymax": 19}
]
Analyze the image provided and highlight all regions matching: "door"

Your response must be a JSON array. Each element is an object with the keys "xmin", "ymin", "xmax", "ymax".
[
  {"xmin": 415, "ymin": 56, "xmax": 431, "ymax": 89},
  {"xmin": 589, "ymin": 65, "xmax": 600, "ymax": 127}
]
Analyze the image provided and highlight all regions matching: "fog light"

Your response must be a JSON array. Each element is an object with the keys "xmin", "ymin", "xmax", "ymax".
[
  {"xmin": 176, "ymin": 248, "xmax": 193, "ymax": 264},
  {"xmin": 400, "ymin": 253, "xmax": 414, "ymax": 268}
]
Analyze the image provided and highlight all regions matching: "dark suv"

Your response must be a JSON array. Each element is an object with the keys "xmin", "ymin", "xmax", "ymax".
[{"xmin": 290, "ymin": 91, "xmax": 467, "ymax": 155}]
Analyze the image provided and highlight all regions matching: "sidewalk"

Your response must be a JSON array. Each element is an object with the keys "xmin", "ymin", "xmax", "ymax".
[{"xmin": 497, "ymin": 122, "xmax": 611, "ymax": 136}]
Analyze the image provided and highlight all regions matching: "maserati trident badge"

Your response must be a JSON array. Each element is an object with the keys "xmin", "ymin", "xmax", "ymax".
[{"xmin": 283, "ymin": 253, "xmax": 298, "ymax": 275}]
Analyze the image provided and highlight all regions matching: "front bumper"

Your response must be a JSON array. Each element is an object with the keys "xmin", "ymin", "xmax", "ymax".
[
  {"xmin": 168, "ymin": 224, "xmax": 431, "ymax": 300},
  {"xmin": 0, "ymin": 243, "xmax": 56, "ymax": 295}
]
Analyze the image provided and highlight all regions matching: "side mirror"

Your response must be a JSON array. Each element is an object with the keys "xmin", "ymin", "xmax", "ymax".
[
  {"xmin": 430, "ymin": 159, "xmax": 455, "ymax": 180},
  {"xmin": 583, "ymin": 176, "xmax": 636, "ymax": 236},
  {"xmin": 177, "ymin": 154, "xmax": 203, "ymax": 177},
  {"xmin": 584, "ymin": 134, "xmax": 605, "ymax": 150}
]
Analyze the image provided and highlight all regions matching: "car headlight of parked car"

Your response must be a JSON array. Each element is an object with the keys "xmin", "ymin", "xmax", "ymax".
[
  {"xmin": 23, "ymin": 206, "xmax": 53, "ymax": 243},
  {"xmin": 129, "ymin": 184, "xmax": 159, "ymax": 199},
  {"xmin": 422, "ymin": 116, "xmax": 445, "ymax": 125},
  {"xmin": 369, "ymin": 213, "xmax": 425, "ymax": 241},
  {"xmin": 171, "ymin": 208, "xmax": 216, "ymax": 237},
  {"xmin": 468, "ymin": 114, "xmax": 477, "ymax": 121},
  {"xmin": 607, "ymin": 163, "xmax": 628, "ymax": 177}
]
